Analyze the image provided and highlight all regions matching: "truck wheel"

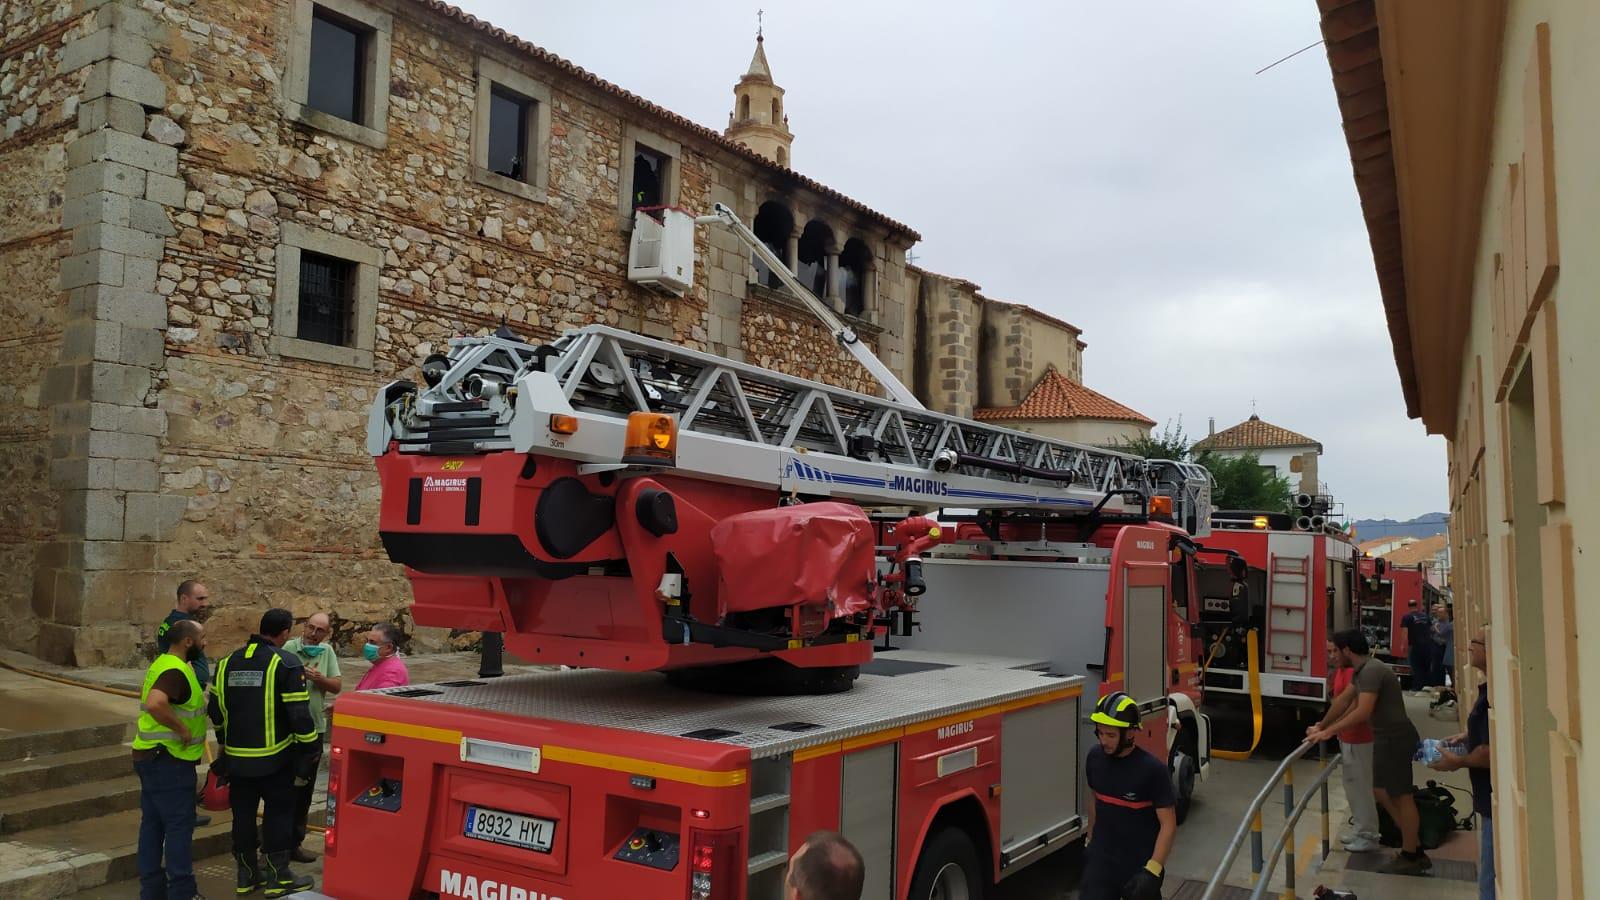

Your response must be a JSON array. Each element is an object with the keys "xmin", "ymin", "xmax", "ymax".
[
  {"xmin": 1172, "ymin": 751, "xmax": 1198, "ymax": 824},
  {"xmin": 907, "ymin": 827, "xmax": 983, "ymax": 900}
]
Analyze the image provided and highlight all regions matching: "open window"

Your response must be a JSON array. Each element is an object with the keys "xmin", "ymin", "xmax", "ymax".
[
  {"xmin": 471, "ymin": 57, "xmax": 552, "ymax": 202},
  {"xmin": 617, "ymin": 126, "xmax": 681, "ymax": 227},
  {"xmin": 284, "ymin": 0, "xmax": 392, "ymax": 148},
  {"xmin": 796, "ymin": 220, "xmax": 834, "ymax": 299}
]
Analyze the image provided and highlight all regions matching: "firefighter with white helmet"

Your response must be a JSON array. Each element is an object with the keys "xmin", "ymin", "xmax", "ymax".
[{"xmin": 1082, "ymin": 692, "xmax": 1177, "ymax": 900}]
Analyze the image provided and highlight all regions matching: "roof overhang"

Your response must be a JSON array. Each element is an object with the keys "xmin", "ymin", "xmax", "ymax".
[{"xmin": 1317, "ymin": 0, "xmax": 1506, "ymax": 435}]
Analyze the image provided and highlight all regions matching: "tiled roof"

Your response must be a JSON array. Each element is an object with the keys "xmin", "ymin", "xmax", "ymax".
[
  {"xmin": 1358, "ymin": 537, "xmax": 1404, "ymax": 553},
  {"xmin": 973, "ymin": 366, "xmax": 1155, "ymax": 425},
  {"xmin": 1193, "ymin": 415, "xmax": 1322, "ymax": 452},
  {"xmin": 411, "ymin": 1, "xmax": 920, "ymax": 241},
  {"xmin": 1384, "ymin": 533, "xmax": 1449, "ymax": 567}
]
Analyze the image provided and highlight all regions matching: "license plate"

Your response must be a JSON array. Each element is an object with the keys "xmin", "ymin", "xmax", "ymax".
[{"xmin": 464, "ymin": 805, "xmax": 556, "ymax": 854}]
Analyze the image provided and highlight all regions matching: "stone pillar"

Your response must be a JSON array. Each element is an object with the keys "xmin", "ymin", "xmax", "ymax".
[
  {"xmin": 785, "ymin": 229, "xmax": 800, "ymax": 275},
  {"xmin": 824, "ymin": 247, "xmax": 840, "ymax": 306},
  {"xmin": 33, "ymin": 0, "xmax": 183, "ymax": 666}
]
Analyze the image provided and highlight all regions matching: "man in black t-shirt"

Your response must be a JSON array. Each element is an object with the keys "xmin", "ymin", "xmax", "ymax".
[
  {"xmin": 1082, "ymin": 692, "xmax": 1175, "ymax": 900},
  {"xmin": 1431, "ymin": 626, "xmax": 1493, "ymax": 899},
  {"xmin": 157, "ymin": 580, "xmax": 212, "ymax": 687}
]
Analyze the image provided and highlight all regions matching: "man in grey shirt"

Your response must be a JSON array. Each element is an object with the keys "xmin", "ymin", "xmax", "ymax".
[{"xmin": 1309, "ymin": 628, "xmax": 1429, "ymax": 875}]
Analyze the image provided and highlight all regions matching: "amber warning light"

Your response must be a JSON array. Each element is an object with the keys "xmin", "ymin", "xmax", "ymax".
[{"xmin": 623, "ymin": 412, "xmax": 678, "ymax": 466}]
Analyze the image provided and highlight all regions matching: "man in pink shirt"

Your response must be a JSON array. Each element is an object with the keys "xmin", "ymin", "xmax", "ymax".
[
  {"xmin": 1309, "ymin": 639, "xmax": 1380, "ymax": 852},
  {"xmin": 355, "ymin": 624, "xmax": 410, "ymax": 691}
]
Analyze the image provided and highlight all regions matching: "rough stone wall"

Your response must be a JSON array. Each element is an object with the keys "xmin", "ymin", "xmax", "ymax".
[
  {"xmin": 978, "ymin": 303, "xmax": 1084, "ymax": 409},
  {"xmin": 0, "ymin": 0, "xmax": 80, "ymax": 655},
  {"xmin": 907, "ymin": 267, "xmax": 981, "ymax": 418},
  {"xmin": 11, "ymin": 0, "xmax": 921, "ymax": 663}
]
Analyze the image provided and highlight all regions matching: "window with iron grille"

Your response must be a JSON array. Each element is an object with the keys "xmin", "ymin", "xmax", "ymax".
[{"xmin": 297, "ymin": 251, "xmax": 356, "ymax": 347}]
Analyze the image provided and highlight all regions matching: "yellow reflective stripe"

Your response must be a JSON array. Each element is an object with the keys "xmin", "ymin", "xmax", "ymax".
[
  {"xmin": 294, "ymin": 732, "xmax": 320, "ymax": 743},
  {"xmin": 331, "ymin": 713, "xmax": 461, "ymax": 746},
  {"xmin": 225, "ymin": 738, "xmax": 293, "ymax": 758},
  {"xmin": 264, "ymin": 654, "xmax": 280, "ymax": 750},
  {"xmin": 281, "ymin": 691, "xmax": 310, "ymax": 702},
  {"xmin": 541, "ymin": 745, "xmax": 747, "ymax": 788},
  {"xmin": 213, "ymin": 656, "xmax": 230, "ymax": 728},
  {"xmin": 793, "ymin": 686, "xmax": 1083, "ymax": 763},
  {"xmin": 245, "ymin": 644, "xmax": 257, "ymax": 658}
]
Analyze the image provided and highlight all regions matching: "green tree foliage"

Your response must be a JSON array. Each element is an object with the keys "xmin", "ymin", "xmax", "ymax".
[
  {"xmin": 1115, "ymin": 419, "xmax": 1191, "ymax": 460},
  {"xmin": 1195, "ymin": 450, "xmax": 1294, "ymax": 512},
  {"xmin": 1116, "ymin": 419, "xmax": 1293, "ymax": 512}
]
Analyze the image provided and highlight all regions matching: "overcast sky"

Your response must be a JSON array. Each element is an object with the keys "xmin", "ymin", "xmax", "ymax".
[{"xmin": 452, "ymin": 0, "xmax": 1448, "ymax": 521}]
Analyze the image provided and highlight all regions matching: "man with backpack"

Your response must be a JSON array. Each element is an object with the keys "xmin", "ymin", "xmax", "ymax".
[{"xmin": 1308, "ymin": 629, "xmax": 1430, "ymax": 875}]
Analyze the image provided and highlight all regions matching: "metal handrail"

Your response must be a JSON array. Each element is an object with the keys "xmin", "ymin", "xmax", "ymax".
[
  {"xmin": 1198, "ymin": 739, "xmax": 1338, "ymax": 900},
  {"xmin": 1248, "ymin": 751, "xmax": 1343, "ymax": 900}
]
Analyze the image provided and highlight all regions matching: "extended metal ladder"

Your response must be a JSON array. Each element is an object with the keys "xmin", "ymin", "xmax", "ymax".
[{"xmin": 370, "ymin": 324, "xmax": 1212, "ymax": 524}]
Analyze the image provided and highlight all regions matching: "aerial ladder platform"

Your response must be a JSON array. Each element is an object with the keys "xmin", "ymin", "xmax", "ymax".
[{"xmin": 364, "ymin": 204, "xmax": 1212, "ymax": 678}]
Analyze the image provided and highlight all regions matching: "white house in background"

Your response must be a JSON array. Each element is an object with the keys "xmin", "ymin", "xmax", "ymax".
[
  {"xmin": 973, "ymin": 365, "xmax": 1155, "ymax": 447},
  {"xmin": 1192, "ymin": 414, "xmax": 1323, "ymax": 488}
]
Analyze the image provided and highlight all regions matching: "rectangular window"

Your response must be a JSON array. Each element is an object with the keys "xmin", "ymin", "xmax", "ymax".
[
  {"xmin": 632, "ymin": 146, "xmax": 666, "ymax": 210},
  {"xmin": 297, "ymin": 251, "xmax": 356, "ymax": 347},
  {"xmin": 307, "ymin": 9, "xmax": 366, "ymax": 124},
  {"xmin": 487, "ymin": 88, "xmax": 531, "ymax": 181}
]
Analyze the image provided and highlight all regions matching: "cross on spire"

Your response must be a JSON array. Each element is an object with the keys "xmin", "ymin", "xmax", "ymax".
[{"xmin": 757, "ymin": 8, "xmax": 763, "ymax": 40}]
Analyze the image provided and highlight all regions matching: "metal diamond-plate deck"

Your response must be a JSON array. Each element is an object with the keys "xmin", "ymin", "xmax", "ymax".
[{"xmin": 368, "ymin": 650, "xmax": 1080, "ymax": 759}]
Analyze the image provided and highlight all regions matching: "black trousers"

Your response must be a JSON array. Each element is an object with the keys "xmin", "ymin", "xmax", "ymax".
[
  {"xmin": 230, "ymin": 764, "xmax": 296, "ymax": 858},
  {"xmin": 1080, "ymin": 854, "xmax": 1141, "ymax": 900},
  {"xmin": 291, "ymin": 742, "xmax": 324, "ymax": 849}
]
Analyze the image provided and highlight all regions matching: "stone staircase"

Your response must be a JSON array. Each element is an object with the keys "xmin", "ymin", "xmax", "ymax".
[{"xmin": 0, "ymin": 721, "xmax": 237, "ymax": 899}]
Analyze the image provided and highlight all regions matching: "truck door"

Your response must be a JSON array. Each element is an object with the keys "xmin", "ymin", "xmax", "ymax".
[{"xmin": 1110, "ymin": 527, "xmax": 1170, "ymax": 757}]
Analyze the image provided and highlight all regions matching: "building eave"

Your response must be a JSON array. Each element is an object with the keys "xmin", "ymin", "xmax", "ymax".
[{"xmin": 1316, "ymin": 0, "xmax": 1506, "ymax": 435}]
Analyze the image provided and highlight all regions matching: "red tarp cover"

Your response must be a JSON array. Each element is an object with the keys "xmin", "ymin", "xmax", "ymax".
[{"xmin": 711, "ymin": 502, "xmax": 877, "ymax": 617}]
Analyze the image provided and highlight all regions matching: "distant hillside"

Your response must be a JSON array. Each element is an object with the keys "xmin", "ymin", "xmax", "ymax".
[{"xmin": 1352, "ymin": 513, "xmax": 1450, "ymax": 541}]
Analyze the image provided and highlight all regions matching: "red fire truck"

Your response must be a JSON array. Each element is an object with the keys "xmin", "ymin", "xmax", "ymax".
[
  {"xmin": 1355, "ymin": 556, "xmax": 1445, "ymax": 686},
  {"xmin": 1193, "ymin": 508, "xmax": 1357, "ymax": 719},
  {"xmin": 315, "ymin": 206, "xmax": 1220, "ymax": 900}
]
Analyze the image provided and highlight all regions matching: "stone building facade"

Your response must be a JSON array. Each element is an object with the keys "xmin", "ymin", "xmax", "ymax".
[{"xmin": 1, "ymin": 0, "xmax": 1127, "ymax": 665}]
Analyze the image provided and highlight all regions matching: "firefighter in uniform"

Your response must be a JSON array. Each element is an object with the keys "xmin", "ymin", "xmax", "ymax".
[
  {"xmin": 209, "ymin": 608, "xmax": 320, "ymax": 897},
  {"xmin": 1082, "ymin": 692, "xmax": 1177, "ymax": 900}
]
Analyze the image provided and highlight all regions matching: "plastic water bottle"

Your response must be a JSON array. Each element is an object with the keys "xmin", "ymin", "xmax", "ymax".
[{"xmin": 1414, "ymin": 738, "xmax": 1444, "ymax": 765}]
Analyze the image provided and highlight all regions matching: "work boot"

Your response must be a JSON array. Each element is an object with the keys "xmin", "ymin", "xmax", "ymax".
[
  {"xmin": 262, "ymin": 852, "xmax": 314, "ymax": 897},
  {"xmin": 289, "ymin": 845, "xmax": 317, "ymax": 863},
  {"xmin": 1378, "ymin": 850, "xmax": 1433, "ymax": 876},
  {"xmin": 236, "ymin": 852, "xmax": 264, "ymax": 895}
]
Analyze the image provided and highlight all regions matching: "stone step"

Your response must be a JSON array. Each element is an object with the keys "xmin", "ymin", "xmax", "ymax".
[
  {"xmin": 0, "ymin": 722, "xmax": 132, "ymax": 764},
  {"xmin": 0, "ymin": 743, "xmax": 134, "ymax": 798},
  {"xmin": 0, "ymin": 807, "xmax": 237, "ymax": 900},
  {"xmin": 0, "ymin": 774, "xmax": 142, "ymax": 835}
]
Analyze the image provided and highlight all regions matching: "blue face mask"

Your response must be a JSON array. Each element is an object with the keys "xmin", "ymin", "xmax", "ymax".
[
  {"xmin": 362, "ymin": 642, "xmax": 381, "ymax": 662},
  {"xmin": 301, "ymin": 643, "xmax": 326, "ymax": 657}
]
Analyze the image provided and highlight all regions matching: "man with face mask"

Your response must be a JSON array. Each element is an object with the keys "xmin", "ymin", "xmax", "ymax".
[
  {"xmin": 282, "ymin": 612, "xmax": 342, "ymax": 862},
  {"xmin": 1081, "ymin": 692, "xmax": 1175, "ymax": 900},
  {"xmin": 355, "ymin": 623, "xmax": 410, "ymax": 690},
  {"xmin": 158, "ymin": 580, "xmax": 212, "ymax": 687}
]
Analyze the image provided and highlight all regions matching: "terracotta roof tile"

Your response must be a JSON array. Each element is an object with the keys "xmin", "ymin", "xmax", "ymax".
[
  {"xmin": 1383, "ymin": 533, "xmax": 1449, "ymax": 567},
  {"xmin": 1193, "ymin": 415, "xmax": 1322, "ymax": 452},
  {"xmin": 973, "ymin": 366, "xmax": 1154, "ymax": 425},
  {"xmin": 410, "ymin": 0, "xmax": 920, "ymax": 240}
]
